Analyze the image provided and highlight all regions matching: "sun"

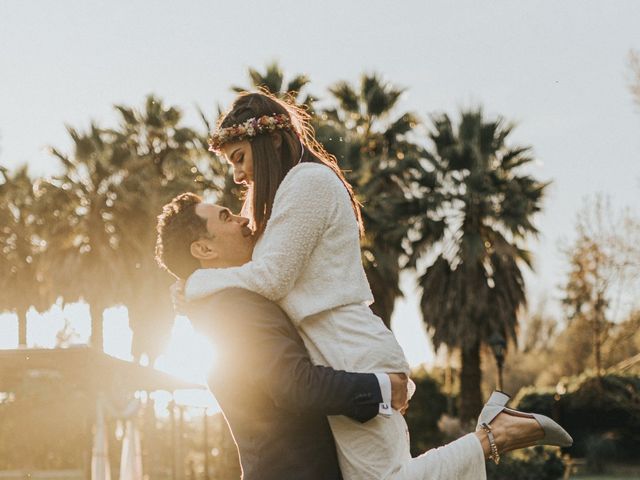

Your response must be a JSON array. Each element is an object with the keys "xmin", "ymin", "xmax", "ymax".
[
  {"xmin": 151, "ymin": 314, "xmax": 221, "ymax": 414},
  {"xmin": 0, "ymin": 305, "xmax": 221, "ymax": 413},
  {"xmin": 100, "ymin": 308, "xmax": 224, "ymax": 414},
  {"xmin": 153, "ymin": 315, "xmax": 218, "ymax": 386}
]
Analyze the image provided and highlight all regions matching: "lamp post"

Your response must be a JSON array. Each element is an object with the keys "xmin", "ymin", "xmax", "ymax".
[{"xmin": 489, "ymin": 333, "xmax": 506, "ymax": 392}]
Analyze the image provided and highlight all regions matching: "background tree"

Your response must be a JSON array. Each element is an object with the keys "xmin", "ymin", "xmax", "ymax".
[
  {"xmin": 232, "ymin": 61, "xmax": 315, "ymax": 106},
  {"xmin": 561, "ymin": 195, "xmax": 640, "ymax": 380},
  {"xmin": 415, "ymin": 109, "xmax": 547, "ymax": 424},
  {"xmin": 0, "ymin": 166, "xmax": 53, "ymax": 346},
  {"xmin": 604, "ymin": 309, "xmax": 640, "ymax": 369},
  {"xmin": 108, "ymin": 95, "xmax": 220, "ymax": 362},
  {"xmin": 38, "ymin": 96, "xmax": 222, "ymax": 358},
  {"xmin": 318, "ymin": 73, "xmax": 428, "ymax": 327},
  {"xmin": 482, "ymin": 299, "xmax": 560, "ymax": 394},
  {"xmin": 40, "ymin": 124, "xmax": 132, "ymax": 350},
  {"xmin": 629, "ymin": 49, "xmax": 640, "ymax": 108}
]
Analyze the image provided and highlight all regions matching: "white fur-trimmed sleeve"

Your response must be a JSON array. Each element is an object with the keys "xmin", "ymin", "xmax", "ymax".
[{"xmin": 185, "ymin": 164, "xmax": 337, "ymax": 303}]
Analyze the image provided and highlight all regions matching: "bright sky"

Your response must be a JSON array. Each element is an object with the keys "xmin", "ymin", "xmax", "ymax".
[{"xmin": 1, "ymin": 1, "xmax": 640, "ymax": 382}]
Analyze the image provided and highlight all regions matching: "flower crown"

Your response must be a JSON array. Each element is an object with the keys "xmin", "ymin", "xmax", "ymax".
[{"xmin": 208, "ymin": 113, "xmax": 293, "ymax": 153}]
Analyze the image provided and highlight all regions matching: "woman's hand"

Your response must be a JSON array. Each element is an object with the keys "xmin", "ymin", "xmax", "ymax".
[{"xmin": 170, "ymin": 279, "xmax": 187, "ymax": 314}]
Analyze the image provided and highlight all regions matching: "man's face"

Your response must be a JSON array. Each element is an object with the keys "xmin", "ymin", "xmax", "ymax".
[
  {"xmin": 193, "ymin": 203, "xmax": 254, "ymax": 267},
  {"xmin": 220, "ymin": 140, "xmax": 254, "ymax": 185}
]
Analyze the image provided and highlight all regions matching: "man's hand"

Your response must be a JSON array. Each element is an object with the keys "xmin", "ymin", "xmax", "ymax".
[
  {"xmin": 389, "ymin": 373, "xmax": 409, "ymax": 414},
  {"xmin": 170, "ymin": 279, "xmax": 187, "ymax": 314}
]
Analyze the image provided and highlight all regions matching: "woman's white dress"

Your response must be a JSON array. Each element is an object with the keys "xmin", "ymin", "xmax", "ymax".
[{"xmin": 186, "ymin": 162, "xmax": 486, "ymax": 480}]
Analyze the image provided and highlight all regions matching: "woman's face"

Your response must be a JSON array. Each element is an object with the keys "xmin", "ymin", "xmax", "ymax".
[{"xmin": 220, "ymin": 140, "xmax": 254, "ymax": 185}]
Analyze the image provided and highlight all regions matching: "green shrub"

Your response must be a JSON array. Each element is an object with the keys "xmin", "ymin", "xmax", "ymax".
[
  {"xmin": 515, "ymin": 373, "xmax": 640, "ymax": 460},
  {"xmin": 404, "ymin": 368, "xmax": 449, "ymax": 455},
  {"xmin": 486, "ymin": 446, "xmax": 565, "ymax": 480},
  {"xmin": 584, "ymin": 434, "xmax": 616, "ymax": 473}
]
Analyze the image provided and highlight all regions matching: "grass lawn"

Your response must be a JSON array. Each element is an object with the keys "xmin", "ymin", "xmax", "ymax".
[
  {"xmin": 567, "ymin": 461, "xmax": 640, "ymax": 479},
  {"xmin": 570, "ymin": 477, "xmax": 640, "ymax": 480},
  {"xmin": 570, "ymin": 471, "xmax": 640, "ymax": 479}
]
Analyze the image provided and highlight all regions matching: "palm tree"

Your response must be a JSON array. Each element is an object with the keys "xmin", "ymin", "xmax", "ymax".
[
  {"xmin": 0, "ymin": 166, "xmax": 54, "ymax": 345},
  {"xmin": 41, "ymin": 124, "xmax": 132, "ymax": 350},
  {"xmin": 42, "ymin": 96, "xmax": 220, "ymax": 359},
  {"xmin": 317, "ymin": 73, "xmax": 427, "ymax": 327},
  {"xmin": 110, "ymin": 95, "xmax": 220, "ymax": 362},
  {"xmin": 412, "ymin": 109, "xmax": 547, "ymax": 424},
  {"xmin": 232, "ymin": 61, "xmax": 314, "ymax": 106}
]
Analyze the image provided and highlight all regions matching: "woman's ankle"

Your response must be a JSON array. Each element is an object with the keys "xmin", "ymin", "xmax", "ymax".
[
  {"xmin": 484, "ymin": 414, "xmax": 511, "ymax": 453},
  {"xmin": 474, "ymin": 430, "xmax": 491, "ymax": 459}
]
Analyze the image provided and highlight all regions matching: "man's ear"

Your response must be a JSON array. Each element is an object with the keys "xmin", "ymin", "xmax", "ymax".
[{"xmin": 190, "ymin": 239, "xmax": 219, "ymax": 260}]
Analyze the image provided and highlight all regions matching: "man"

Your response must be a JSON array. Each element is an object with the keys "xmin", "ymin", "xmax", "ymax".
[{"xmin": 155, "ymin": 192, "xmax": 408, "ymax": 480}]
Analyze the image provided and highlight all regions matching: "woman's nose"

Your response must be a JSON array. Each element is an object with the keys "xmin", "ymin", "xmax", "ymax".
[{"xmin": 233, "ymin": 170, "xmax": 245, "ymax": 183}]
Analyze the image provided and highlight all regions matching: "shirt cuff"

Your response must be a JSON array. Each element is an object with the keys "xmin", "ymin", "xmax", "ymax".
[
  {"xmin": 374, "ymin": 373, "xmax": 393, "ymax": 417},
  {"xmin": 407, "ymin": 377, "xmax": 416, "ymax": 400}
]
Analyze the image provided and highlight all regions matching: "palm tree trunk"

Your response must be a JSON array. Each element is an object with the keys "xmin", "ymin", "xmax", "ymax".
[
  {"xmin": 594, "ymin": 292, "xmax": 605, "ymax": 381},
  {"xmin": 89, "ymin": 303, "xmax": 104, "ymax": 351},
  {"xmin": 369, "ymin": 293, "xmax": 393, "ymax": 329},
  {"xmin": 459, "ymin": 340, "xmax": 483, "ymax": 426},
  {"xmin": 594, "ymin": 317, "xmax": 602, "ymax": 377},
  {"xmin": 17, "ymin": 306, "xmax": 28, "ymax": 347},
  {"xmin": 366, "ymin": 265, "xmax": 399, "ymax": 329}
]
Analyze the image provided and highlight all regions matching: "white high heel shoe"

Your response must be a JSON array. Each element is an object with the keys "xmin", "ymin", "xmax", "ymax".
[{"xmin": 477, "ymin": 390, "xmax": 573, "ymax": 448}]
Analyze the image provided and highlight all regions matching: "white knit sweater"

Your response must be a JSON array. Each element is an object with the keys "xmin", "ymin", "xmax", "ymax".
[{"xmin": 185, "ymin": 162, "xmax": 375, "ymax": 322}]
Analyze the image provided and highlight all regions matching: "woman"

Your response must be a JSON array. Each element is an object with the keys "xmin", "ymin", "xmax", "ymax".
[{"xmin": 181, "ymin": 91, "xmax": 571, "ymax": 479}]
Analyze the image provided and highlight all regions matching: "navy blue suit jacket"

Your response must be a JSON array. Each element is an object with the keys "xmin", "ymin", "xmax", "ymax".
[{"xmin": 190, "ymin": 288, "xmax": 382, "ymax": 480}]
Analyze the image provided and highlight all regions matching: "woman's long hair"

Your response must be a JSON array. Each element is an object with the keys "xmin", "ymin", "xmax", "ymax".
[{"xmin": 216, "ymin": 90, "xmax": 364, "ymax": 237}]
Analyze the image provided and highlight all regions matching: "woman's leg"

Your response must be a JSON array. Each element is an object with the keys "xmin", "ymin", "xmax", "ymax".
[
  {"xmin": 398, "ymin": 432, "xmax": 486, "ymax": 480},
  {"xmin": 328, "ymin": 411, "xmax": 487, "ymax": 480},
  {"xmin": 328, "ymin": 408, "xmax": 546, "ymax": 480},
  {"xmin": 328, "ymin": 411, "xmax": 411, "ymax": 480}
]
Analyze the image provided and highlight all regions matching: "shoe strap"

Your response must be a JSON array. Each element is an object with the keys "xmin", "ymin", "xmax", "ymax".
[{"xmin": 479, "ymin": 422, "xmax": 500, "ymax": 464}]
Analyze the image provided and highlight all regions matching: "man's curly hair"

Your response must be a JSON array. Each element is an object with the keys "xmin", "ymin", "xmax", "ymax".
[{"xmin": 155, "ymin": 192, "xmax": 211, "ymax": 279}]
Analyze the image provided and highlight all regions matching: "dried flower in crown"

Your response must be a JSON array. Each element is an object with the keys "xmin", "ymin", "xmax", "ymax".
[{"xmin": 208, "ymin": 113, "xmax": 293, "ymax": 153}]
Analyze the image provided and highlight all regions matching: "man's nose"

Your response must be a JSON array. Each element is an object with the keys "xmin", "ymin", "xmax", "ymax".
[{"xmin": 235, "ymin": 216, "xmax": 250, "ymax": 226}]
